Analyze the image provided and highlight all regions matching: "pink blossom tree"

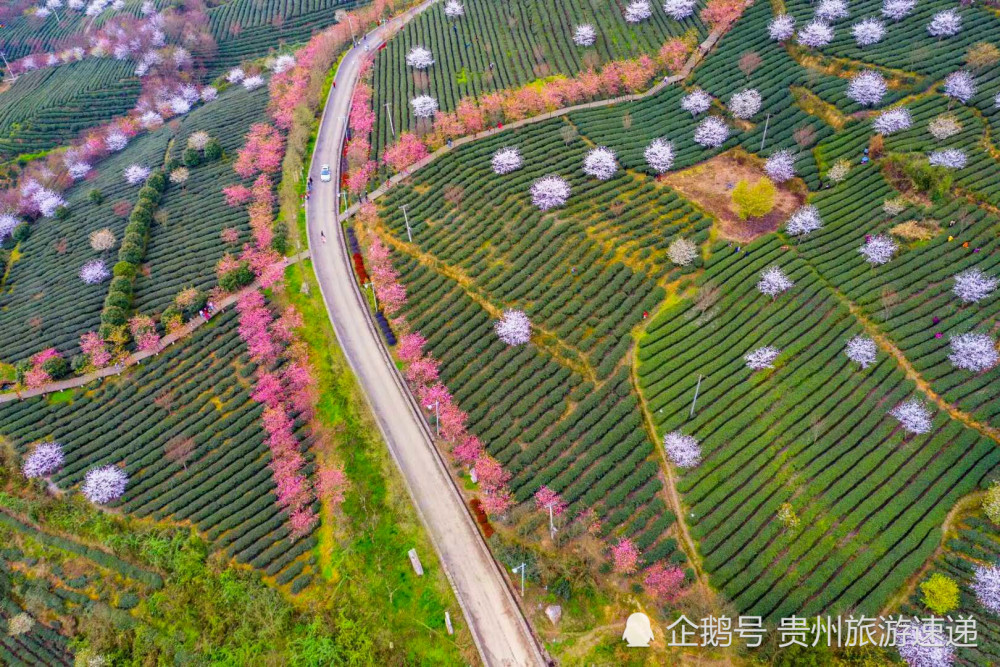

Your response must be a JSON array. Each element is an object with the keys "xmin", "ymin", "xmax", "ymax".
[
  {"xmin": 643, "ymin": 562, "xmax": 686, "ymax": 601},
  {"xmin": 611, "ymin": 538, "xmax": 640, "ymax": 574}
]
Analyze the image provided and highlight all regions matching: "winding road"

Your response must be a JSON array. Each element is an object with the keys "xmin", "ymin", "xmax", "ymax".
[{"xmin": 304, "ymin": 5, "xmax": 547, "ymax": 666}]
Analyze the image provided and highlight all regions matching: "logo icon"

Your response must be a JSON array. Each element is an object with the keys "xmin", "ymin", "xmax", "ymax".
[{"xmin": 623, "ymin": 612, "xmax": 654, "ymax": 647}]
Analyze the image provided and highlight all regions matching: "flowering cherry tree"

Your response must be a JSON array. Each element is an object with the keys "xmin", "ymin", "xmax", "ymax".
[
  {"xmin": 491, "ymin": 147, "xmax": 523, "ymax": 175},
  {"xmin": 644, "ymin": 563, "xmax": 686, "ymax": 601},
  {"xmin": 943, "ymin": 70, "xmax": 976, "ymax": 104},
  {"xmin": 663, "ymin": 0, "xmax": 696, "ymax": 20},
  {"xmin": 929, "ymin": 114, "xmax": 962, "ymax": 140},
  {"xmin": 495, "ymin": 309, "xmax": 531, "ymax": 345},
  {"xmin": 883, "ymin": 198, "xmax": 907, "ymax": 216},
  {"xmin": 694, "ymin": 116, "xmax": 729, "ymax": 147},
  {"xmin": 582, "ymin": 147, "xmax": 618, "ymax": 180},
  {"xmin": 410, "ymin": 95, "xmax": 439, "ymax": 118},
  {"xmin": 847, "ymin": 71, "xmax": 887, "ymax": 107},
  {"xmin": 80, "ymin": 331, "xmax": 111, "ymax": 368},
  {"xmin": 798, "ymin": 21, "xmax": 834, "ymax": 48},
  {"xmin": 757, "ymin": 265, "xmax": 794, "ymax": 298},
  {"xmin": 530, "ymin": 175, "xmax": 570, "ymax": 210},
  {"xmin": 873, "ymin": 107, "xmax": 912, "ymax": 135},
  {"xmin": 624, "ymin": 0, "xmax": 652, "ymax": 23},
  {"xmin": 644, "ymin": 138, "xmax": 675, "ymax": 173},
  {"xmin": 973, "ymin": 564, "xmax": 1000, "ymax": 615},
  {"xmin": 852, "ymin": 18, "xmax": 885, "ymax": 46},
  {"xmin": 845, "ymin": 335, "xmax": 877, "ymax": 368},
  {"xmin": 67, "ymin": 162, "xmax": 92, "ymax": 181},
  {"xmin": 668, "ymin": 238, "xmax": 697, "ymax": 266},
  {"xmin": 534, "ymin": 486, "xmax": 566, "ymax": 515},
  {"xmin": 242, "ymin": 74, "xmax": 266, "ymax": 91},
  {"xmin": 79, "ymin": 259, "xmax": 110, "ymax": 284},
  {"xmin": 22, "ymin": 442, "xmax": 64, "ymax": 479},
  {"xmin": 765, "ymin": 150, "xmax": 796, "ymax": 183},
  {"xmin": 124, "ymin": 164, "xmax": 150, "ymax": 185},
  {"xmin": 406, "ymin": 46, "xmax": 434, "ymax": 69},
  {"xmin": 681, "ymin": 89, "xmax": 712, "ymax": 116},
  {"xmin": 927, "ymin": 9, "xmax": 962, "ymax": 38},
  {"xmin": 890, "ymin": 399, "xmax": 933, "ymax": 434},
  {"xmin": 928, "ymin": 149, "xmax": 967, "ymax": 169},
  {"xmin": 573, "ymin": 24, "xmax": 597, "ymax": 46},
  {"xmin": 611, "ymin": 538, "xmax": 640, "ymax": 574},
  {"xmin": 953, "ymin": 268, "xmax": 998, "ymax": 304},
  {"xmin": 897, "ymin": 621, "xmax": 954, "ymax": 667},
  {"xmin": 729, "ymin": 89, "xmax": 762, "ymax": 119},
  {"xmin": 745, "ymin": 346, "xmax": 781, "ymax": 370},
  {"xmin": 816, "ymin": 0, "xmax": 849, "ymax": 22},
  {"xmin": 0, "ymin": 214, "xmax": 19, "ymax": 241},
  {"xmin": 444, "ymin": 0, "xmax": 464, "ymax": 17},
  {"xmin": 105, "ymin": 129, "xmax": 128, "ymax": 152},
  {"xmin": 663, "ymin": 431, "xmax": 701, "ymax": 468},
  {"xmin": 859, "ymin": 234, "xmax": 897, "ymax": 265},
  {"xmin": 82, "ymin": 465, "xmax": 128, "ymax": 504},
  {"xmin": 384, "ymin": 133, "xmax": 430, "ymax": 171},
  {"xmin": 785, "ymin": 205, "xmax": 822, "ymax": 236},
  {"xmin": 768, "ymin": 14, "xmax": 796, "ymax": 41},
  {"xmin": 882, "ymin": 0, "xmax": 915, "ymax": 21},
  {"xmin": 949, "ymin": 333, "xmax": 998, "ymax": 372}
]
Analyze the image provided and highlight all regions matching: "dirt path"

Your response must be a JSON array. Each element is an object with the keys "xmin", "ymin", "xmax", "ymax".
[{"xmin": 0, "ymin": 251, "xmax": 310, "ymax": 404}]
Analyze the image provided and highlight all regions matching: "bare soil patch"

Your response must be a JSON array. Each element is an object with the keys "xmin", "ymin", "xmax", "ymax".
[{"xmin": 661, "ymin": 151, "xmax": 805, "ymax": 243}]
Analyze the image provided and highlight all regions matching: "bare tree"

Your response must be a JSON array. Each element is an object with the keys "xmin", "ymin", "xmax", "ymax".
[
  {"xmin": 165, "ymin": 436, "xmax": 196, "ymax": 472},
  {"xmin": 738, "ymin": 51, "xmax": 763, "ymax": 78}
]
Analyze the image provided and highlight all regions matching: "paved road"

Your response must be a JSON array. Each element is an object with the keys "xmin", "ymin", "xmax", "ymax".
[{"xmin": 304, "ymin": 7, "xmax": 547, "ymax": 667}]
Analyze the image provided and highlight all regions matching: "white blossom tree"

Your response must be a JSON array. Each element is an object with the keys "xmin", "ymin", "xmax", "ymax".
[
  {"xmin": 681, "ymin": 89, "xmax": 712, "ymax": 116},
  {"xmin": 927, "ymin": 9, "xmax": 962, "ymax": 38},
  {"xmin": 768, "ymin": 14, "xmax": 796, "ymax": 41},
  {"xmin": 582, "ymin": 147, "xmax": 618, "ymax": 180},
  {"xmin": 242, "ymin": 75, "xmax": 265, "ymax": 91},
  {"xmin": 765, "ymin": 150, "xmax": 796, "ymax": 183},
  {"xmin": 530, "ymin": 175, "xmax": 571, "ymax": 210},
  {"xmin": 663, "ymin": 431, "xmax": 701, "ymax": 468},
  {"xmin": 785, "ymin": 205, "xmax": 823, "ymax": 236},
  {"xmin": 495, "ymin": 309, "xmax": 531, "ymax": 345},
  {"xmin": 757, "ymin": 265, "xmax": 794, "ymax": 298},
  {"xmin": 491, "ymin": 147, "xmax": 523, "ymax": 175},
  {"xmin": 890, "ymin": 399, "xmax": 932, "ymax": 434},
  {"xmin": 996, "ymin": 92, "xmax": 1000, "ymax": 109},
  {"xmin": 847, "ymin": 70, "xmax": 888, "ymax": 107},
  {"xmin": 624, "ymin": 0, "xmax": 652, "ymax": 23},
  {"xmin": 694, "ymin": 116, "xmax": 729, "ymax": 147},
  {"xmin": 79, "ymin": 259, "xmax": 110, "ymax": 284},
  {"xmin": 67, "ymin": 162, "xmax": 91, "ymax": 180},
  {"xmin": 816, "ymin": 0, "xmax": 849, "ymax": 22},
  {"xmin": 668, "ymin": 238, "xmax": 697, "ymax": 266},
  {"xmin": 270, "ymin": 54, "xmax": 296, "ymax": 73},
  {"xmin": 845, "ymin": 335, "xmax": 877, "ymax": 368},
  {"xmin": 948, "ymin": 332, "xmax": 998, "ymax": 372},
  {"xmin": 928, "ymin": 149, "xmax": 967, "ymax": 169},
  {"xmin": 828, "ymin": 160, "xmax": 851, "ymax": 183},
  {"xmin": 663, "ymin": 0, "xmax": 696, "ymax": 20},
  {"xmin": 444, "ymin": 0, "xmax": 464, "ymax": 17},
  {"xmin": 140, "ymin": 111, "xmax": 164, "ymax": 129},
  {"xmin": 200, "ymin": 86, "xmax": 218, "ymax": 102},
  {"xmin": 943, "ymin": 70, "xmax": 976, "ymax": 104},
  {"xmin": 953, "ymin": 268, "xmax": 998, "ymax": 304},
  {"xmin": 82, "ymin": 466, "xmax": 128, "ymax": 504},
  {"xmin": 645, "ymin": 138, "xmax": 675, "ymax": 173},
  {"xmin": 883, "ymin": 197, "xmax": 907, "ymax": 216},
  {"xmin": 410, "ymin": 95, "xmax": 439, "ymax": 118},
  {"xmin": 729, "ymin": 89, "xmax": 762, "ymax": 119},
  {"xmin": 859, "ymin": 234, "xmax": 897, "ymax": 265},
  {"xmin": 882, "ymin": 0, "xmax": 915, "ymax": 21},
  {"xmin": 226, "ymin": 67, "xmax": 245, "ymax": 83},
  {"xmin": 573, "ymin": 24, "xmax": 597, "ymax": 46},
  {"xmin": 852, "ymin": 18, "xmax": 885, "ymax": 46},
  {"xmin": 21, "ymin": 442, "xmax": 64, "ymax": 479},
  {"xmin": 745, "ymin": 346, "xmax": 781, "ymax": 370},
  {"xmin": 406, "ymin": 46, "xmax": 434, "ymax": 69},
  {"xmin": 0, "ymin": 213, "xmax": 21, "ymax": 240},
  {"xmin": 124, "ymin": 164, "xmax": 150, "ymax": 185},
  {"xmin": 105, "ymin": 130, "xmax": 128, "ymax": 152},
  {"xmin": 897, "ymin": 621, "xmax": 954, "ymax": 667},
  {"xmin": 873, "ymin": 107, "xmax": 912, "ymax": 135},
  {"xmin": 928, "ymin": 114, "xmax": 962, "ymax": 140},
  {"xmin": 798, "ymin": 21, "xmax": 834, "ymax": 48},
  {"xmin": 973, "ymin": 564, "xmax": 1000, "ymax": 615}
]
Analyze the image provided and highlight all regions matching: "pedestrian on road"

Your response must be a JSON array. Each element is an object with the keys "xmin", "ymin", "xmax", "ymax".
[{"xmin": 321, "ymin": 231, "xmax": 326, "ymax": 244}]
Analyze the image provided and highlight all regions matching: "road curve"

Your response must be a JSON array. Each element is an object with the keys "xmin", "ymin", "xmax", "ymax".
[{"xmin": 304, "ymin": 6, "xmax": 547, "ymax": 667}]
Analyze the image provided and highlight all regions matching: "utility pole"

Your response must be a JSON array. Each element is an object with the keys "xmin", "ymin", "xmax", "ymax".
[
  {"xmin": 400, "ymin": 204, "xmax": 412, "ymax": 243},
  {"xmin": 384, "ymin": 102, "xmax": 395, "ymax": 137},
  {"xmin": 0, "ymin": 51, "xmax": 17, "ymax": 82},
  {"xmin": 545, "ymin": 503, "xmax": 558, "ymax": 540},
  {"xmin": 689, "ymin": 374, "xmax": 703, "ymax": 419},
  {"xmin": 425, "ymin": 400, "xmax": 439, "ymax": 435},
  {"xmin": 347, "ymin": 14, "xmax": 357, "ymax": 46},
  {"xmin": 759, "ymin": 113, "xmax": 771, "ymax": 152},
  {"xmin": 511, "ymin": 563, "xmax": 526, "ymax": 597}
]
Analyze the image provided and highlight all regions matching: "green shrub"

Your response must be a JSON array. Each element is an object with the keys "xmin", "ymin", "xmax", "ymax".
[
  {"xmin": 101, "ymin": 306, "xmax": 127, "ymax": 326},
  {"xmin": 88, "ymin": 189, "xmax": 104, "ymax": 205},
  {"xmin": 146, "ymin": 171, "xmax": 166, "ymax": 192},
  {"xmin": 41, "ymin": 355, "xmax": 70, "ymax": 379},
  {"xmin": 113, "ymin": 262, "xmax": 137, "ymax": 279},
  {"xmin": 204, "ymin": 138, "xmax": 223, "ymax": 161},
  {"xmin": 182, "ymin": 148, "xmax": 202, "ymax": 167},
  {"xmin": 12, "ymin": 223, "xmax": 31, "ymax": 243},
  {"xmin": 219, "ymin": 264, "xmax": 254, "ymax": 291}
]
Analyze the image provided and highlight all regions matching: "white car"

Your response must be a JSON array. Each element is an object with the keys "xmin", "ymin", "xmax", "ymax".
[{"xmin": 320, "ymin": 164, "xmax": 331, "ymax": 182}]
